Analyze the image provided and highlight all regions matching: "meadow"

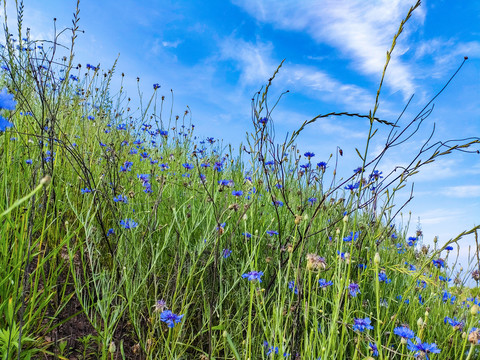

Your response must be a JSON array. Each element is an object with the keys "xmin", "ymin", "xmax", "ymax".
[{"xmin": 1, "ymin": 1, "xmax": 480, "ymax": 359}]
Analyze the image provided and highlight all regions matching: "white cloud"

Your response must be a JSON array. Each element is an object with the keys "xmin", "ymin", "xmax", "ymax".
[
  {"xmin": 219, "ymin": 37, "xmax": 277, "ymax": 86},
  {"xmin": 415, "ymin": 38, "xmax": 480, "ymax": 78},
  {"xmin": 162, "ymin": 40, "xmax": 182, "ymax": 48},
  {"xmin": 441, "ymin": 185, "xmax": 480, "ymax": 198},
  {"xmin": 232, "ymin": 0, "xmax": 425, "ymax": 99},
  {"xmin": 218, "ymin": 37, "xmax": 375, "ymax": 111}
]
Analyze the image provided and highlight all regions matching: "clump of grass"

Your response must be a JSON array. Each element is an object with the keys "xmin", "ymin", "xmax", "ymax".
[{"xmin": 1, "ymin": 0, "xmax": 480, "ymax": 359}]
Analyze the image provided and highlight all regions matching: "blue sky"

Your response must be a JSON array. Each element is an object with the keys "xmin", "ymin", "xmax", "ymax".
[{"xmin": 4, "ymin": 1, "xmax": 480, "ymax": 271}]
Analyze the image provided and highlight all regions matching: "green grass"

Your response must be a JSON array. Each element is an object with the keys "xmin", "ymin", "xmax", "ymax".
[{"xmin": 1, "ymin": 1, "xmax": 480, "ymax": 359}]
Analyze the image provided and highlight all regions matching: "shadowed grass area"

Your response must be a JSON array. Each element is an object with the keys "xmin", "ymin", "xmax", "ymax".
[{"xmin": 1, "ymin": 1, "xmax": 480, "ymax": 359}]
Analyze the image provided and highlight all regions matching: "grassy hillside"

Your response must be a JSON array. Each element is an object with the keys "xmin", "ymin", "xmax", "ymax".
[{"xmin": 1, "ymin": 1, "xmax": 480, "ymax": 359}]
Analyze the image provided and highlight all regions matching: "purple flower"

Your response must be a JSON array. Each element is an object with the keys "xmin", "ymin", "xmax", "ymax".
[
  {"xmin": 222, "ymin": 248, "xmax": 232, "ymax": 259},
  {"xmin": 160, "ymin": 310, "xmax": 184, "ymax": 328},
  {"xmin": 242, "ymin": 271, "xmax": 264, "ymax": 282},
  {"xmin": 348, "ymin": 283, "xmax": 360, "ymax": 297}
]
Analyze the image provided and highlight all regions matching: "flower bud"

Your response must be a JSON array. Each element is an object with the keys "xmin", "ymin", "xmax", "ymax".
[
  {"xmin": 295, "ymin": 215, "xmax": 302, "ymax": 225},
  {"xmin": 471, "ymin": 304, "xmax": 479, "ymax": 315},
  {"xmin": 417, "ymin": 317, "xmax": 424, "ymax": 328},
  {"xmin": 108, "ymin": 341, "xmax": 116, "ymax": 354},
  {"xmin": 374, "ymin": 253, "xmax": 380, "ymax": 265}
]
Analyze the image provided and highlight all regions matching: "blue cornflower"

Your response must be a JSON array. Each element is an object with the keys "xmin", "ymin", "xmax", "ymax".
[
  {"xmin": 242, "ymin": 232, "xmax": 252, "ymax": 239},
  {"xmin": 378, "ymin": 272, "xmax": 391, "ymax": 284},
  {"xmin": 0, "ymin": 88, "xmax": 17, "ymax": 110},
  {"xmin": 182, "ymin": 163, "xmax": 194, "ymax": 170},
  {"xmin": 222, "ymin": 248, "xmax": 232, "ymax": 259},
  {"xmin": 394, "ymin": 326, "xmax": 415, "ymax": 340},
  {"xmin": 107, "ymin": 228, "xmax": 115, "ymax": 236},
  {"xmin": 272, "ymin": 200, "xmax": 283, "ymax": 207},
  {"xmin": 317, "ymin": 161, "xmax": 327, "ymax": 171},
  {"xmin": 120, "ymin": 161, "xmax": 133, "ymax": 172},
  {"xmin": 288, "ymin": 280, "xmax": 298, "ymax": 295},
  {"xmin": 213, "ymin": 162, "xmax": 223, "ymax": 171},
  {"xmin": 445, "ymin": 245, "xmax": 454, "ymax": 251},
  {"xmin": 432, "ymin": 259, "xmax": 445, "ymax": 268},
  {"xmin": 369, "ymin": 170, "xmax": 383, "ymax": 181},
  {"xmin": 137, "ymin": 174, "xmax": 150, "ymax": 183},
  {"xmin": 345, "ymin": 183, "xmax": 359, "ymax": 191},
  {"xmin": 343, "ymin": 231, "xmax": 359, "ymax": 242},
  {"xmin": 160, "ymin": 310, "xmax": 184, "ymax": 328},
  {"xmin": 242, "ymin": 271, "xmax": 263, "ymax": 282},
  {"xmin": 369, "ymin": 342, "xmax": 379, "ymax": 357},
  {"xmin": 232, "ymin": 190, "xmax": 243, "ymax": 197},
  {"xmin": 119, "ymin": 219, "xmax": 138, "ymax": 229},
  {"xmin": 300, "ymin": 163, "xmax": 311, "ymax": 170},
  {"xmin": 258, "ymin": 117, "xmax": 268, "ymax": 125},
  {"xmin": 265, "ymin": 160, "xmax": 275, "ymax": 166},
  {"xmin": 0, "ymin": 116, "xmax": 13, "ymax": 131},
  {"xmin": 113, "ymin": 194, "xmax": 128, "ymax": 203},
  {"xmin": 308, "ymin": 197, "xmax": 317, "ymax": 204},
  {"xmin": 266, "ymin": 230, "xmax": 278, "ymax": 236},
  {"xmin": 444, "ymin": 316, "xmax": 464, "ymax": 330},
  {"xmin": 81, "ymin": 188, "xmax": 92, "ymax": 194},
  {"xmin": 352, "ymin": 317, "xmax": 373, "ymax": 332},
  {"xmin": 407, "ymin": 337, "xmax": 441, "ymax": 358},
  {"xmin": 304, "ymin": 152, "xmax": 315, "ymax": 159},
  {"xmin": 353, "ymin": 167, "xmax": 363, "ymax": 174},
  {"xmin": 153, "ymin": 83, "xmax": 160, "ymax": 90},
  {"xmin": 25, "ymin": 159, "xmax": 33, "ymax": 165},
  {"xmin": 218, "ymin": 179, "xmax": 234, "ymax": 187},
  {"xmin": 318, "ymin": 279, "xmax": 333, "ymax": 288},
  {"xmin": 348, "ymin": 283, "xmax": 360, "ymax": 297},
  {"xmin": 117, "ymin": 123, "xmax": 127, "ymax": 130}
]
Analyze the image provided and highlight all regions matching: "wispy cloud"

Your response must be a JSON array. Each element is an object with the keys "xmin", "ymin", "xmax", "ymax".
[
  {"xmin": 441, "ymin": 185, "xmax": 480, "ymax": 198},
  {"xmin": 219, "ymin": 37, "xmax": 277, "ymax": 86},
  {"xmin": 218, "ymin": 37, "xmax": 375, "ymax": 111},
  {"xmin": 232, "ymin": 0, "xmax": 425, "ymax": 99},
  {"xmin": 415, "ymin": 38, "xmax": 480, "ymax": 78},
  {"xmin": 162, "ymin": 40, "xmax": 182, "ymax": 48}
]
